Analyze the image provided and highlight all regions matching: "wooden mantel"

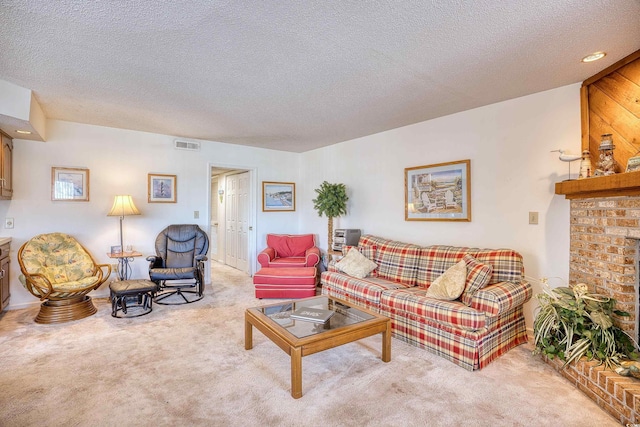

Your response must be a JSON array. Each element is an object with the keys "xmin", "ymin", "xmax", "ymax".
[
  {"xmin": 555, "ymin": 171, "xmax": 640, "ymax": 199},
  {"xmin": 555, "ymin": 48, "xmax": 640, "ymax": 200}
]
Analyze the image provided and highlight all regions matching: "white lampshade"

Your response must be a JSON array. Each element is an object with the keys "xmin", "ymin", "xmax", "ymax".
[{"xmin": 107, "ymin": 195, "xmax": 141, "ymax": 217}]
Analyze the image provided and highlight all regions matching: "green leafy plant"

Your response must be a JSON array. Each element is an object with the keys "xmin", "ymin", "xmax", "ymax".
[
  {"xmin": 312, "ymin": 181, "xmax": 348, "ymax": 250},
  {"xmin": 533, "ymin": 282, "xmax": 638, "ymax": 369}
]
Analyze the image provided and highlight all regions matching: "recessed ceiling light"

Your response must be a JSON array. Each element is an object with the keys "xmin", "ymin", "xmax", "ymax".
[
  {"xmin": 16, "ymin": 130, "xmax": 32, "ymax": 134},
  {"xmin": 581, "ymin": 52, "xmax": 606, "ymax": 63}
]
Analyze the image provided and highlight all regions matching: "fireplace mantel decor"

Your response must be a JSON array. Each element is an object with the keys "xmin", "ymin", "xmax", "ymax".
[{"xmin": 555, "ymin": 170, "xmax": 640, "ymax": 199}]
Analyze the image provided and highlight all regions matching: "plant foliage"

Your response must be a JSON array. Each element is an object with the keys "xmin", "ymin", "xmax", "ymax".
[
  {"xmin": 312, "ymin": 181, "xmax": 348, "ymax": 219},
  {"xmin": 533, "ymin": 282, "xmax": 638, "ymax": 369}
]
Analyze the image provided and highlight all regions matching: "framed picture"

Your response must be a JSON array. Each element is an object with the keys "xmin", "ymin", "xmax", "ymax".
[
  {"xmin": 405, "ymin": 159, "xmax": 471, "ymax": 221},
  {"xmin": 148, "ymin": 174, "xmax": 177, "ymax": 203},
  {"xmin": 51, "ymin": 167, "xmax": 90, "ymax": 201},
  {"xmin": 262, "ymin": 181, "xmax": 295, "ymax": 211},
  {"xmin": 626, "ymin": 156, "xmax": 640, "ymax": 173}
]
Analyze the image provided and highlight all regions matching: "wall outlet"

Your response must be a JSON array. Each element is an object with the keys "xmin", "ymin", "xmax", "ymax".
[
  {"xmin": 4, "ymin": 218, "xmax": 13, "ymax": 229},
  {"xmin": 529, "ymin": 211, "xmax": 539, "ymax": 225}
]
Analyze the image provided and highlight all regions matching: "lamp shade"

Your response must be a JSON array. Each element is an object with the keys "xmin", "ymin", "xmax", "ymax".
[{"xmin": 107, "ymin": 195, "xmax": 141, "ymax": 217}]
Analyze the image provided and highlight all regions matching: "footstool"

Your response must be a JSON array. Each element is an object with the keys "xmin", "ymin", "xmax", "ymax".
[
  {"xmin": 109, "ymin": 279, "xmax": 158, "ymax": 318},
  {"xmin": 253, "ymin": 267, "xmax": 317, "ymax": 299}
]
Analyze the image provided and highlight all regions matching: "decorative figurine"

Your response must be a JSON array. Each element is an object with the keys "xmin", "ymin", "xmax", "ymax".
[
  {"xmin": 595, "ymin": 134, "xmax": 616, "ymax": 176},
  {"xmin": 578, "ymin": 150, "xmax": 592, "ymax": 179},
  {"xmin": 551, "ymin": 149, "xmax": 581, "ymax": 180}
]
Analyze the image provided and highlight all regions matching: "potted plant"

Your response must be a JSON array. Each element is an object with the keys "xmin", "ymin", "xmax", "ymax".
[
  {"xmin": 312, "ymin": 181, "xmax": 348, "ymax": 251},
  {"xmin": 533, "ymin": 281, "xmax": 637, "ymax": 369}
]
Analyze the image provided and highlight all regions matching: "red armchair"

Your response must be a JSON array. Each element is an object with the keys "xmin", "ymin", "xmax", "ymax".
[{"xmin": 257, "ymin": 234, "xmax": 320, "ymax": 268}]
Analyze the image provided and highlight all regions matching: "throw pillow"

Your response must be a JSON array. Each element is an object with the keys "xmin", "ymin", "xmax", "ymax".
[
  {"xmin": 425, "ymin": 259, "xmax": 466, "ymax": 300},
  {"xmin": 341, "ymin": 245, "xmax": 378, "ymax": 276},
  {"xmin": 335, "ymin": 247, "xmax": 378, "ymax": 279},
  {"xmin": 460, "ymin": 254, "xmax": 493, "ymax": 306}
]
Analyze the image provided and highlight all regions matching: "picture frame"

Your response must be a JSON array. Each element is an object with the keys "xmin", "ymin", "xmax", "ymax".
[
  {"xmin": 110, "ymin": 245, "xmax": 123, "ymax": 255},
  {"xmin": 262, "ymin": 181, "xmax": 295, "ymax": 212},
  {"xmin": 626, "ymin": 156, "xmax": 640, "ymax": 173},
  {"xmin": 51, "ymin": 167, "xmax": 90, "ymax": 201},
  {"xmin": 405, "ymin": 159, "xmax": 471, "ymax": 221},
  {"xmin": 148, "ymin": 174, "xmax": 177, "ymax": 203}
]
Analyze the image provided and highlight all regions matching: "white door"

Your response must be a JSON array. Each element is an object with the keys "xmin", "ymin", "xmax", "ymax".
[
  {"xmin": 225, "ymin": 174, "xmax": 238, "ymax": 268},
  {"xmin": 210, "ymin": 178, "xmax": 219, "ymax": 256},
  {"xmin": 236, "ymin": 172, "xmax": 250, "ymax": 274}
]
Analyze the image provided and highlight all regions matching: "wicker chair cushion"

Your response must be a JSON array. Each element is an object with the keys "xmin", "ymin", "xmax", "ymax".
[{"xmin": 19, "ymin": 233, "xmax": 97, "ymax": 290}]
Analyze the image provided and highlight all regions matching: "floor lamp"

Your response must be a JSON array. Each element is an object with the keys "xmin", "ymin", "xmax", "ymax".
[{"xmin": 107, "ymin": 195, "xmax": 141, "ymax": 280}]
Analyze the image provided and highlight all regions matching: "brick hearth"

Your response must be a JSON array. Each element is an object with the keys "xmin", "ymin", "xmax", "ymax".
[
  {"xmin": 545, "ymin": 356, "xmax": 640, "ymax": 424},
  {"xmin": 549, "ymin": 196, "xmax": 640, "ymax": 424}
]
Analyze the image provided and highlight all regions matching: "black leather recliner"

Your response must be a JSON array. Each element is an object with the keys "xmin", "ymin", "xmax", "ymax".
[{"xmin": 148, "ymin": 224, "xmax": 209, "ymax": 304}]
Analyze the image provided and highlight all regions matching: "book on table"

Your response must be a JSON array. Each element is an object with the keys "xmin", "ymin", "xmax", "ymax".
[{"xmin": 290, "ymin": 307, "xmax": 335, "ymax": 323}]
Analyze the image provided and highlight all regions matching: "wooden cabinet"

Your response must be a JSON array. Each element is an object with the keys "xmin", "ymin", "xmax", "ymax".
[
  {"xmin": 0, "ymin": 241, "xmax": 10, "ymax": 312},
  {"xmin": 0, "ymin": 132, "xmax": 12, "ymax": 200}
]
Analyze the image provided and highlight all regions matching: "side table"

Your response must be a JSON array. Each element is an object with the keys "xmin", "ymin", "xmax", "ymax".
[{"xmin": 107, "ymin": 251, "xmax": 143, "ymax": 281}]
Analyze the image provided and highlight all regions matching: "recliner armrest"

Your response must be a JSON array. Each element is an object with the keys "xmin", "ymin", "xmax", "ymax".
[
  {"xmin": 257, "ymin": 247, "xmax": 276, "ymax": 268},
  {"xmin": 146, "ymin": 256, "xmax": 163, "ymax": 269},
  {"xmin": 305, "ymin": 247, "xmax": 321, "ymax": 267}
]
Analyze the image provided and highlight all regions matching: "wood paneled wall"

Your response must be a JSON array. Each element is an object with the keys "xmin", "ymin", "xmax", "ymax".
[{"xmin": 582, "ymin": 49, "xmax": 640, "ymax": 173}]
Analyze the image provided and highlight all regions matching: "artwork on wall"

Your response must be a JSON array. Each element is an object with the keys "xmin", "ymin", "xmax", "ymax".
[
  {"xmin": 148, "ymin": 173, "xmax": 177, "ymax": 203},
  {"xmin": 262, "ymin": 181, "xmax": 295, "ymax": 212},
  {"xmin": 405, "ymin": 159, "xmax": 471, "ymax": 221},
  {"xmin": 51, "ymin": 167, "xmax": 90, "ymax": 201},
  {"xmin": 626, "ymin": 155, "xmax": 640, "ymax": 173}
]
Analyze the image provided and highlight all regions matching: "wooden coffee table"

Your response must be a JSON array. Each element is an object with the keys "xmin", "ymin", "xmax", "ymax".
[{"xmin": 245, "ymin": 295, "xmax": 391, "ymax": 398}]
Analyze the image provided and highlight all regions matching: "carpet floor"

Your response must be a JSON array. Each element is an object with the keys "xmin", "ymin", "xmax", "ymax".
[{"xmin": 0, "ymin": 263, "xmax": 619, "ymax": 426}]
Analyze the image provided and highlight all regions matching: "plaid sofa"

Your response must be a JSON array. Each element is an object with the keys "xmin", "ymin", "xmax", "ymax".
[{"xmin": 321, "ymin": 235, "xmax": 531, "ymax": 371}]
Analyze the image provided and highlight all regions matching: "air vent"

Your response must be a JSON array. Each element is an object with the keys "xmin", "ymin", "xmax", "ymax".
[{"xmin": 174, "ymin": 140, "xmax": 201, "ymax": 151}]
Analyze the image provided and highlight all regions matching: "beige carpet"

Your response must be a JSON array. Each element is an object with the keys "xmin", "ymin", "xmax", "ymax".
[{"xmin": 0, "ymin": 263, "xmax": 619, "ymax": 427}]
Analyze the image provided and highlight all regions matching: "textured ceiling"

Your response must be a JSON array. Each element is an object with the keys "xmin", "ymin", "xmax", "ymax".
[{"xmin": 1, "ymin": 1, "xmax": 639, "ymax": 152}]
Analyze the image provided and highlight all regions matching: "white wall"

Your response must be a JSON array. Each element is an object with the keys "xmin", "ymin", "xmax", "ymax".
[
  {"xmin": 3, "ymin": 83, "xmax": 582, "ymax": 331},
  {"xmin": 2, "ymin": 120, "xmax": 301, "ymax": 308},
  {"xmin": 299, "ymin": 83, "xmax": 582, "ymax": 329}
]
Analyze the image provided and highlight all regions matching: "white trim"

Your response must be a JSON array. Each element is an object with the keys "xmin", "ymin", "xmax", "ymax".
[{"xmin": 207, "ymin": 162, "xmax": 257, "ymax": 277}]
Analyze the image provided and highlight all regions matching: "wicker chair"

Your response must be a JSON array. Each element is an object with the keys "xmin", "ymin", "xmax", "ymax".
[{"xmin": 18, "ymin": 233, "xmax": 111, "ymax": 324}]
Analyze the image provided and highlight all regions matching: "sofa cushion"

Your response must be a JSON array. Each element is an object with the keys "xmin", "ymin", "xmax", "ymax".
[
  {"xmin": 335, "ymin": 247, "xmax": 378, "ymax": 279},
  {"xmin": 380, "ymin": 288, "xmax": 487, "ymax": 331},
  {"xmin": 266, "ymin": 234, "xmax": 315, "ymax": 258},
  {"xmin": 268, "ymin": 257, "xmax": 308, "ymax": 267},
  {"xmin": 360, "ymin": 235, "xmax": 421, "ymax": 285},
  {"xmin": 416, "ymin": 245, "xmax": 523, "ymax": 288},
  {"xmin": 321, "ymin": 271, "xmax": 411, "ymax": 307},
  {"xmin": 425, "ymin": 260, "xmax": 466, "ymax": 300},
  {"xmin": 460, "ymin": 254, "xmax": 493, "ymax": 306}
]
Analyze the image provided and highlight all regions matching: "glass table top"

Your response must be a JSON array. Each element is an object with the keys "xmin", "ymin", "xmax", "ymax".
[{"xmin": 255, "ymin": 296, "xmax": 375, "ymax": 339}]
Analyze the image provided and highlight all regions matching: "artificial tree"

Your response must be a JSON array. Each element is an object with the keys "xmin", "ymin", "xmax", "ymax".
[{"xmin": 312, "ymin": 181, "xmax": 348, "ymax": 251}]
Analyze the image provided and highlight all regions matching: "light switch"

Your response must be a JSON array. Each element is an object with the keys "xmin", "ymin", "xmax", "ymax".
[
  {"xmin": 529, "ymin": 212, "xmax": 539, "ymax": 225},
  {"xmin": 194, "ymin": 211, "xmax": 199, "ymax": 219}
]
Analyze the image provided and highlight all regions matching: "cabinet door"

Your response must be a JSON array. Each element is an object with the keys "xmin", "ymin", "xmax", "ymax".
[
  {"xmin": 1, "ymin": 134, "xmax": 12, "ymax": 199},
  {"xmin": 0, "ymin": 255, "xmax": 9, "ymax": 311}
]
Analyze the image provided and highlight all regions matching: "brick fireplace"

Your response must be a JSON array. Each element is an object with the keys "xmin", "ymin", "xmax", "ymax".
[
  {"xmin": 569, "ymin": 197, "xmax": 639, "ymax": 339},
  {"xmin": 548, "ymin": 195, "xmax": 640, "ymax": 424}
]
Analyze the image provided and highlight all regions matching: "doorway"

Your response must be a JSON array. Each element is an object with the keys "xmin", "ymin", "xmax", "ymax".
[{"xmin": 210, "ymin": 166, "xmax": 254, "ymax": 276}]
